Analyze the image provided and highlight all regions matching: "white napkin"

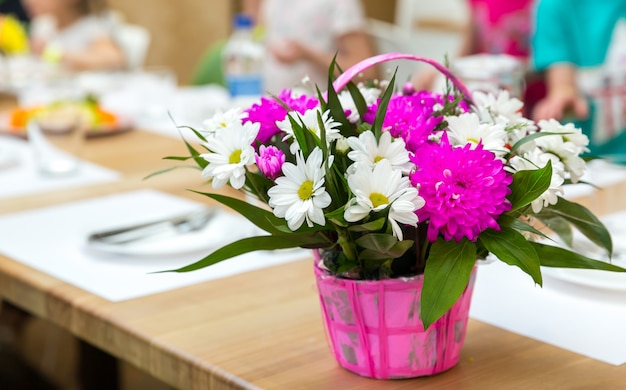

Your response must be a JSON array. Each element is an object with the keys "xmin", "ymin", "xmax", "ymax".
[
  {"xmin": 0, "ymin": 189, "xmax": 309, "ymax": 301},
  {"xmin": 0, "ymin": 136, "xmax": 119, "ymax": 200},
  {"xmin": 470, "ymin": 209, "xmax": 626, "ymax": 365}
]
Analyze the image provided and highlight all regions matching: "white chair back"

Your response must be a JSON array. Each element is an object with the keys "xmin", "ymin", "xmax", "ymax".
[
  {"xmin": 367, "ymin": 19, "xmax": 417, "ymax": 84},
  {"xmin": 392, "ymin": 0, "xmax": 467, "ymax": 69}
]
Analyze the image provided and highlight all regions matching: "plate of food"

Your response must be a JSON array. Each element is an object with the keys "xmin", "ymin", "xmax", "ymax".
[{"xmin": 0, "ymin": 97, "xmax": 133, "ymax": 138}]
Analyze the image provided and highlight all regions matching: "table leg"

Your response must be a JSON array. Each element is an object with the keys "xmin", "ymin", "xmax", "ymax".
[{"xmin": 78, "ymin": 340, "xmax": 120, "ymax": 390}]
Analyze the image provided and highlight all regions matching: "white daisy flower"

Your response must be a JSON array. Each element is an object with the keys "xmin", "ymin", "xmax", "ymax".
[
  {"xmin": 472, "ymin": 90, "xmax": 524, "ymax": 124},
  {"xmin": 347, "ymin": 130, "xmax": 412, "ymax": 174},
  {"xmin": 338, "ymin": 87, "xmax": 381, "ymax": 123},
  {"xmin": 536, "ymin": 119, "xmax": 589, "ymax": 183},
  {"xmin": 344, "ymin": 160, "xmax": 424, "ymax": 240},
  {"xmin": 200, "ymin": 120, "xmax": 259, "ymax": 189},
  {"xmin": 445, "ymin": 112, "xmax": 507, "ymax": 157},
  {"xmin": 505, "ymin": 121, "xmax": 538, "ymax": 155},
  {"xmin": 277, "ymin": 108, "xmax": 341, "ymax": 153},
  {"xmin": 201, "ymin": 107, "xmax": 245, "ymax": 136},
  {"xmin": 537, "ymin": 119, "xmax": 589, "ymax": 153},
  {"xmin": 510, "ymin": 149, "xmax": 565, "ymax": 213},
  {"xmin": 267, "ymin": 147, "xmax": 332, "ymax": 230}
]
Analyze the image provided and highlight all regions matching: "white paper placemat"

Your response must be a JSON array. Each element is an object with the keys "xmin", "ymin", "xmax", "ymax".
[
  {"xmin": 470, "ymin": 259, "xmax": 626, "ymax": 366},
  {"xmin": 0, "ymin": 189, "xmax": 309, "ymax": 302},
  {"xmin": 0, "ymin": 136, "xmax": 120, "ymax": 200}
]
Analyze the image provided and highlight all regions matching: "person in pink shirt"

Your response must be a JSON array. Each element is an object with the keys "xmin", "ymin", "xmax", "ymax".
[
  {"xmin": 468, "ymin": 0, "xmax": 532, "ymax": 58},
  {"xmin": 412, "ymin": 0, "xmax": 535, "ymax": 94}
]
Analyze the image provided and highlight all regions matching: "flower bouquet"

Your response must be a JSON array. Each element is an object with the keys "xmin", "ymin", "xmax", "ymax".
[{"xmin": 161, "ymin": 53, "xmax": 624, "ymax": 378}]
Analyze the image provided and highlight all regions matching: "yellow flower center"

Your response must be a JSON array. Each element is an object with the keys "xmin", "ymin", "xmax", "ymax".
[
  {"xmin": 369, "ymin": 192, "xmax": 389, "ymax": 208},
  {"xmin": 298, "ymin": 180, "xmax": 314, "ymax": 200},
  {"xmin": 229, "ymin": 149, "xmax": 242, "ymax": 164},
  {"xmin": 374, "ymin": 155, "xmax": 384, "ymax": 163},
  {"xmin": 468, "ymin": 137, "xmax": 480, "ymax": 144}
]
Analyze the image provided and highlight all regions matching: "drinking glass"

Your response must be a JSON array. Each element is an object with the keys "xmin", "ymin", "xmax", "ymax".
[{"xmin": 28, "ymin": 104, "xmax": 88, "ymax": 176}]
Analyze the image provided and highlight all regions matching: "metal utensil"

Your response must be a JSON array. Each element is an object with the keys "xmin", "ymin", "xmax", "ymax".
[{"xmin": 87, "ymin": 208, "xmax": 217, "ymax": 245}]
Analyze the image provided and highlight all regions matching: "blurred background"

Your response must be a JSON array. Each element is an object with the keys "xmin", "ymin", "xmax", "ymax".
[{"xmin": 108, "ymin": 0, "xmax": 466, "ymax": 84}]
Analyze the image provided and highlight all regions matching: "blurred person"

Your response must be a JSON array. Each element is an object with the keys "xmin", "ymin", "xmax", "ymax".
[
  {"xmin": 531, "ymin": 0, "xmax": 626, "ymax": 155},
  {"xmin": 22, "ymin": 0, "xmax": 125, "ymax": 71},
  {"xmin": 243, "ymin": 0, "xmax": 379, "ymax": 94},
  {"xmin": 412, "ymin": 0, "xmax": 534, "ymax": 92}
]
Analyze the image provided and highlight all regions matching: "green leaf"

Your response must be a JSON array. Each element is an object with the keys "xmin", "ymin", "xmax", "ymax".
[
  {"xmin": 163, "ymin": 155, "xmax": 193, "ymax": 161},
  {"xmin": 509, "ymin": 131, "xmax": 573, "ymax": 156},
  {"xmin": 540, "ymin": 197, "xmax": 612, "ymax": 254},
  {"xmin": 530, "ymin": 241, "xmax": 626, "ymax": 272},
  {"xmin": 355, "ymin": 233, "xmax": 397, "ymax": 252},
  {"xmin": 143, "ymin": 165, "xmax": 200, "ymax": 180},
  {"xmin": 359, "ymin": 240, "xmax": 414, "ymax": 261},
  {"xmin": 533, "ymin": 214, "xmax": 573, "ymax": 247},
  {"xmin": 177, "ymin": 125, "xmax": 207, "ymax": 143},
  {"xmin": 288, "ymin": 114, "xmax": 313, "ymax": 157},
  {"xmin": 243, "ymin": 170, "xmax": 273, "ymax": 204},
  {"xmin": 479, "ymin": 227, "xmax": 542, "ymax": 285},
  {"xmin": 421, "ymin": 239, "xmax": 476, "ymax": 330},
  {"xmin": 180, "ymin": 136, "xmax": 208, "ymax": 169},
  {"xmin": 498, "ymin": 214, "xmax": 551, "ymax": 240},
  {"xmin": 371, "ymin": 70, "xmax": 397, "ymax": 139},
  {"xmin": 345, "ymin": 80, "xmax": 368, "ymax": 122},
  {"xmin": 508, "ymin": 161, "xmax": 552, "ymax": 211},
  {"xmin": 326, "ymin": 210, "xmax": 348, "ymax": 228},
  {"xmin": 162, "ymin": 235, "xmax": 321, "ymax": 273},
  {"xmin": 348, "ymin": 217, "xmax": 386, "ymax": 232},
  {"xmin": 191, "ymin": 191, "xmax": 286, "ymax": 234},
  {"xmin": 325, "ymin": 57, "xmax": 352, "ymax": 135},
  {"xmin": 317, "ymin": 110, "xmax": 328, "ymax": 161}
]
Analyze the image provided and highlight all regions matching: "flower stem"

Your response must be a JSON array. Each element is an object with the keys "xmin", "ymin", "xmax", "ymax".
[{"xmin": 336, "ymin": 226, "xmax": 358, "ymax": 264}]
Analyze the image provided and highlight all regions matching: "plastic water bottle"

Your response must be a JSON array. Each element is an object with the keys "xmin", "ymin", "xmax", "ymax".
[{"xmin": 222, "ymin": 14, "xmax": 264, "ymax": 98}]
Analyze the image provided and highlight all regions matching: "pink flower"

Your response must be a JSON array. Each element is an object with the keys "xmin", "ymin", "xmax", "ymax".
[
  {"xmin": 410, "ymin": 133, "xmax": 512, "ymax": 242},
  {"xmin": 244, "ymin": 90, "xmax": 319, "ymax": 143},
  {"xmin": 382, "ymin": 94, "xmax": 443, "ymax": 153},
  {"xmin": 255, "ymin": 145, "xmax": 285, "ymax": 180}
]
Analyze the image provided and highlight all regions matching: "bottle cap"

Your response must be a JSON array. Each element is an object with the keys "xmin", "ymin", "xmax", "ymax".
[{"xmin": 233, "ymin": 13, "xmax": 253, "ymax": 29}]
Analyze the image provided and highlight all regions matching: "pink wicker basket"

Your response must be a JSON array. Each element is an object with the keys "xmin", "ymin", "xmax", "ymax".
[
  {"xmin": 314, "ymin": 257, "xmax": 477, "ymax": 379},
  {"xmin": 313, "ymin": 53, "xmax": 476, "ymax": 379}
]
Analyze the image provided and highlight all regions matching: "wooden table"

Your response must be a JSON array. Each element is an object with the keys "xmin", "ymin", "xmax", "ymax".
[{"xmin": 1, "ymin": 128, "xmax": 625, "ymax": 389}]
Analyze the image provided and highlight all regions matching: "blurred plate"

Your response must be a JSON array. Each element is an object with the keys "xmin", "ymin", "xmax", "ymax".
[
  {"xmin": 0, "ymin": 143, "xmax": 19, "ymax": 169},
  {"xmin": 542, "ymin": 266, "xmax": 626, "ymax": 292},
  {"xmin": 542, "ymin": 210, "xmax": 626, "ymax": 292},
  {"xmin": 0, "ymin": 111, "xmax": 134, "ymax": 139},
  {"xmin": 86, "ymin": 208, "xmax": 261, "ymax": 257}
]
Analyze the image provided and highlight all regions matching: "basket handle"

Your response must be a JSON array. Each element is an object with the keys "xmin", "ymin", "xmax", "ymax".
[{"xmin": 331, "ymin": 52, "xmax": 473, "ymax": 103}]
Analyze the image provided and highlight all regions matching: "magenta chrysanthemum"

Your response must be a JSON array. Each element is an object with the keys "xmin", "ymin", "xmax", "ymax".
[
  {"xmin": 382, "ymin": 94, "xmax": 443, "ymax": 153},
  {"xmin": 409, "ymin": 133, "xmax": 512, "ymax": 242},
  {"xmin": 255, "ymin": 145, "xmax": 285, "ymax": 180},
  {"xmin": 244, "ymin": 89, "xmax": 319, "ymax": 143}
]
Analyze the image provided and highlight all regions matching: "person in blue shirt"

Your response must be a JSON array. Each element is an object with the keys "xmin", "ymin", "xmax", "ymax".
[{"xmin": 531, "ymin": 0, "xmax": 626, "ymax": 156}]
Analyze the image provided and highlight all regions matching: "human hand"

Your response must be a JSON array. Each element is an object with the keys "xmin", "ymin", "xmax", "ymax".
[
  {"xmin": 411, "ymin": 69, "xmax": 438, "ymax": 92},
  {"xmin": 532, "ymin": 86, "xmax": 589, "ymax": 121},
  {"xmin": 30, "ymin": 38, "xmax": 47, "ymax": 56},
  {"xmin": 268, "ymin": 39, "xmax": 308, "ymax": 63}
]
